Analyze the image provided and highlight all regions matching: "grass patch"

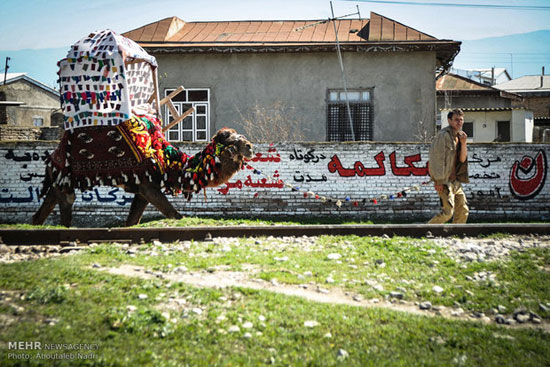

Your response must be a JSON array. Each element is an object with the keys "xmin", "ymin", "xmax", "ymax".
[
  {"xmin": 80, "ymin": 236, "xmax": 550, "ymax": 317},
  {"xmin": 3, "ymin": 214, "xmax": 549, "ymax": 229},
  {"xmin": 132, "ymin": 216, "xmax": 550, "ymax": 227},
  {"xmin": 133, "ymin": 215, "xmax": 376, "ymax": 227},
  {"xmin": 0, "ymin": 235, "xmax": 549, "ymax": 366},
  {"xmin": 0, "ymin": 223, "xmax": 66, "ymax": 229}
]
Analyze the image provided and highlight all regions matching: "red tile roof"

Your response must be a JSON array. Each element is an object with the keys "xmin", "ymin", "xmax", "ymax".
[
  {"xmin": 123, "ymin": 12, "xmax": 459, "ymax": 71},
  {"xmin": 365, "ymin": 12, "xmax": 435, "ymax": 41},
  {"xmin": 123, "ymin": 12, "xmax": 437, "ymax": 47},
  {"xmin": 125, "ymin": 16, "xmax": 186, "ymax": 43}
]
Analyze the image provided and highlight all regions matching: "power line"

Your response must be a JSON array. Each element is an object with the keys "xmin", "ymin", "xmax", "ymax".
[
  {"xmin": 345, "ymin": 0, "xmax": 550, "ymax": 11},
  {"xmin": 457, "ymin": 53, "xmax": 550, "ymax": 59},
  {"xmin": 458, "ymin": 55, "xmax": 550, "ymax": 59},
  {"xmin": 456, "ymin": 61, "xmax": 547, "ymax": 64},
  {"xmin": 460, "ymin": 52, "xmax": 550, "ymax": 56},
  {"xmin": 457, "ymin": 53, "xmax": 550, "ymax": 61},
  {"xmin": 457, "ymin": 56, "xmax": 549, "ymax": 62}
]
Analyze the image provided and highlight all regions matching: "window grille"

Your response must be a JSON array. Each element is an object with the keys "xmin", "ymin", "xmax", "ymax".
[{"xmin": 327, "ymin": 89, "xmax": 373, "ymax": 141}]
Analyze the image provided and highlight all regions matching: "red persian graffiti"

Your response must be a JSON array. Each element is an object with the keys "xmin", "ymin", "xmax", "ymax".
[
  {"xmin": 509, "ymin": 149, "xmax": 547, "ymax": 200},
  {"xmin": 389, "ymin": 152, "xmax": 429, "ymax": 176},
  {"xmin": 327, "ymin": 152, "xmax": 386, "ymax": 177}
]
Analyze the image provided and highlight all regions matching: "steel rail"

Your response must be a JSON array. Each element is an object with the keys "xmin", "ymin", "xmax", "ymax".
[{"xmin": 1, "ymin": 224, "xmax": 549, "ymax": 246}]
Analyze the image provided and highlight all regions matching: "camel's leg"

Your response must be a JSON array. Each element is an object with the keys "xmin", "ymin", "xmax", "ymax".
[
  {"xmin": 138, "ymin": 182, "xmax": 182, "ymax": 220},
  {"xmin": 55, "ymin": 188, "xmax": 76, "ymax": 227},
  {"xmin": 32, "ymin": 188, "xmax": 58, "ymax": 225},
  {"xmin": 126, "ymin": 193, "xmax": 149, "ymax": 226}
]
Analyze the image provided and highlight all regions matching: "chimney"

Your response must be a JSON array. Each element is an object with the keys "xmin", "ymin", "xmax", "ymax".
[
  {"xmin": 491, "ymin": 67, "xmax": 495, "ymax": 85},
  {"xmin": 542, "ymin": 66, "xmax": 545, "ymax": 88}
]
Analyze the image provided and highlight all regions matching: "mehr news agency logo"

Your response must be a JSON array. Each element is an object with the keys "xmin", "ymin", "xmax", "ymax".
[{"xmin": 7, "ymin": 341, "xmax": 99, "ymax": 361}]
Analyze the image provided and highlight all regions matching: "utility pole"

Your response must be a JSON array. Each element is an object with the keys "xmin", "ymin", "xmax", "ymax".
[
  {"xmin": 330, "ymin": 1, "xmax": 356, "ymax": 141},
  {"xmin": 3, "ymin": 57, "xmax": 10, "ymax": 85},
  {"xmin": 294, "ymin": 2, "xmax": 360, "ymax": 140}
]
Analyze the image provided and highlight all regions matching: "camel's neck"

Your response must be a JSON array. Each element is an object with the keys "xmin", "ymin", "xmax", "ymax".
[{"xmin": 174, "ymin": 141, "xmax": 236, "ymax": 194}]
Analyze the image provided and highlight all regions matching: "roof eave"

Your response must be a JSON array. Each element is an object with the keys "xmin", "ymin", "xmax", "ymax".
[
  {"xmin": 438, "ymin": 107, "xmax": 526, "ymax": 112},
  {"xmin": 437, "ymin": 90, "xmax": 502, "ymax": 95},
  {"xmin": 138, "ymin": 40, "xmax": 460, "ymax": 56},
  {"xmin": 137, "ymin": 39, "xmax": 459, "ymax": 46},
  {"xmin": 500, "ymin": 90, "xmax": 550, "ymax": 96}
]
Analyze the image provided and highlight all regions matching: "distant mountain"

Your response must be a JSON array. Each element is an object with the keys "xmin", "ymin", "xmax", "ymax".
[
  {"xmin": 1, "ymin": 30, "xmax": 548, "ymax": 87},
  {"xmin": 0, "ymin": 47, "xmax": 67, "ymax": 88},
  {"xmin": 453, "ymin": 30, "xmax": 550, "ymax": 79}
]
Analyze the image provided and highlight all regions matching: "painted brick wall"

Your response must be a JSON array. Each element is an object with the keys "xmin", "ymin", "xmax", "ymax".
[{"xmin": 0, "ymin": 141, "xmax": 548, "ymax": 226}]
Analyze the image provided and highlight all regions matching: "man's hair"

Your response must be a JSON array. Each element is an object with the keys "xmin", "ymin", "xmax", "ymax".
[{"xmin": 448, "ymin": 109, "xmax": 464, "ymax": 120}]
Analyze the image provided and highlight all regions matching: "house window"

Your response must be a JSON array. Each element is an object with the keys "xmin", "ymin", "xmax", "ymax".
[
  {"xmin": 327, "ymin": 89, "xmax": 373, "ymax": 141},
  {"xmin": 33, "ymin": 117, "xmax": 44, "ymax": 127},
  {"xmin": 164, "ymin": 88, "xmax": 210, "ymax": 142},
  {"xmin": 463, "ymin": 121, "xmax": 474, "ymax": 139},
  {"xmin": 497, "ymin": 121, "xmax": 510, "ymax": 142}
]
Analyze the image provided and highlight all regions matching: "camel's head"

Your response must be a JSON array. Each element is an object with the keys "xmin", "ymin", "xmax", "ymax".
[{"xmin": 213, "ymin": 127, "xmax": 254, "ymax": 161}]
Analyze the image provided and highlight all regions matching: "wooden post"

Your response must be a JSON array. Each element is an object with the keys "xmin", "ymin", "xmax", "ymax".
[
  {"xmin": 162, "ymin": 106, "xmax": 195, "ymax": 133},
  {"xmin": 159, "ymin": 86, "xmax": 185, "ymax": 106},
  {"xmin": 148, "ymin": 85, "xmax": 185, "ymax": 106},
  {"xmin": 151, "ymin": 68, "xmax": 161, "ymax": 118}
]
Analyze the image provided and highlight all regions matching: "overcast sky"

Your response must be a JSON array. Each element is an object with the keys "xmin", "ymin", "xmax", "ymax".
[{"xmin": 1, "ymin": 0, "xmax": 549, "ymax": 50}]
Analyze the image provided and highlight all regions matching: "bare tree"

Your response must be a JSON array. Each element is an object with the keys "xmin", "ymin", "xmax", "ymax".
[
  {"xmin": 236, "ymin": 101, "xmax": 312, "ymax": 142},
  {"xmin": 414, "ymin": 119, "xmax": 435, "ymax": 143}
]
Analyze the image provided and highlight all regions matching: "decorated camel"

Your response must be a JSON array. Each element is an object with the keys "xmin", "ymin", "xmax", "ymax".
[
  {"xmin": 32, "ymin": 124, "xmax": 253, "ymax": 227},
  {"xmin": 31, "ymin": 30, "xmax": 253, "ymax": 227}
]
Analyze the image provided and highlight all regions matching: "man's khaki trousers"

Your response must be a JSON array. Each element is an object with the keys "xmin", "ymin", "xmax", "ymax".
[{"xmin": 428, "ymin": 181, "xmax": 469, "ymax": 224}]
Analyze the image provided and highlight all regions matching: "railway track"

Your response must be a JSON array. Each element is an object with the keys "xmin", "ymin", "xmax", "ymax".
[{"xmin": 1, "ymin": 223, "xmax": 549, "ymax": 246}]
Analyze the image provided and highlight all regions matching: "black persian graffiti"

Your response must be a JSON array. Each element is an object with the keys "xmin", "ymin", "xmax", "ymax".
[
  {"xmin": 469, "ymin": 186, "xmax": 502, "ymax": 200},
  {"xmin": 289, "ymin": 148, "xmax": 326, "ymax": 164},
  {"xmin": 4, "ymin": 149, "xmax": 50, "ymax": 162},
  {"xmin": 81, "ymin": 188, "xmax": 134, "ymax": 205},
  {"xmin": 468, "ymin": 153, "xmax": 501, "ymax": 180},
  {"xmin": 293, "ymin": 171, "xmax": 328, "ymax": 183},
  {"xmin": 0, "ymin": 186, "xmax": 133, "ymax": 206},
  {"xmin": 470, "ymin": 153, "xmax": 501, "ymax": 168}
]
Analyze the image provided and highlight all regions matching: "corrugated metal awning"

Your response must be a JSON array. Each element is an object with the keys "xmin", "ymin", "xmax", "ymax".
[{"xmin": 439, "ymin": 107, "xmax": 527, "ymax": 112}]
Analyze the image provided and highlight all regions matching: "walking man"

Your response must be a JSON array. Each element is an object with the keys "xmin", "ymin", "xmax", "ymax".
[{"xmin": 428, "ymin": 109, "xmax": 470, "ymax": 224}]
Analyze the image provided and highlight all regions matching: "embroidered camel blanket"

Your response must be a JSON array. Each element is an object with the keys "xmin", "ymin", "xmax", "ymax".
[{"xmin": 48, "ymin": 114, "xmax": 222, "ymax": 196}]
